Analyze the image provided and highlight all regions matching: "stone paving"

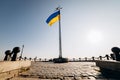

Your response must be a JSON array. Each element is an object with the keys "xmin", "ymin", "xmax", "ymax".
[{"xmin": 11, "ymin": 62, "xmax": 117, "ymax": 80}]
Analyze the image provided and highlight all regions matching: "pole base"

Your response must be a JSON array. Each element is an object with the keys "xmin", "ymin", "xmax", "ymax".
[{"xmin": 53, "ymin": 57, "xmax": 68, "ymax": 63}]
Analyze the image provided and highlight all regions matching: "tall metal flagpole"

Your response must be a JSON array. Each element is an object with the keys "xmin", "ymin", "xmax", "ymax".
[
  {"xmin": 53, "ymin": 7, "xmax": 68, "ymax": 63},
  {"xmin": 56, "ymin": 7, "xmax": 62, "ymax": 58}
]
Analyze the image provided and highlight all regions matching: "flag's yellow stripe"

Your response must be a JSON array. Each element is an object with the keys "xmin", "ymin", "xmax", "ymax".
[{"xmin": 48, "ymin": 15, "xmax": 60, "ymax": 26}]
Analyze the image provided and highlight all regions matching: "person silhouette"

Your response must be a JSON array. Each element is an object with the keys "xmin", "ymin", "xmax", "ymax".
[
  {"xmin": 4, "ymin": 50, "xmax": 12, "ymax": 61},
  {"xmin": 111, "ymin": 47, "xmax": 120, "ymax": 61},
  {"xmin": 11, "ymin": 47, "xmax": 20, "ymax": 61}
]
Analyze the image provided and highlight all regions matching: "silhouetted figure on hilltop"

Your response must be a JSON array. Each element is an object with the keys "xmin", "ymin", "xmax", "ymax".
[
  {"xmin": 11, "ymin": 47, "xmax": 20, "ymax": 61},
  {"xmin": 4, "ymin": 50, "xmax": 12, "ymax": 61},
  {"xmin": 111, "ymin": 47, "xmax": 120, "ymax": 61}
]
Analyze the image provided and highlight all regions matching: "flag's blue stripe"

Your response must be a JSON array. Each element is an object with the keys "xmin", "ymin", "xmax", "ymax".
[{"xmin": 46, "ymin": 11, "xmax": 60, "ymax": 24}]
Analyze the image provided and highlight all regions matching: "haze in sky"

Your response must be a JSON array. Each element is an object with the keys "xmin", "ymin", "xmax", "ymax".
[{"xmin": 0, "ymin": 0, "xmax": 120, "ymax": 60}]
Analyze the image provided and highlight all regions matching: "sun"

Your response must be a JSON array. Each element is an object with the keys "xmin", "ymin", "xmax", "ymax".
[{"xmin": 87, "ymin": 30, "xmax": 103, "ymax": 44}]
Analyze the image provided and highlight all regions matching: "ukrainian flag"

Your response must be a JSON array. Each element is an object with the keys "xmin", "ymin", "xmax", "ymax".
[{"xmin": 46, "ymin": 11, "xmax": 60, "ymax": 26}]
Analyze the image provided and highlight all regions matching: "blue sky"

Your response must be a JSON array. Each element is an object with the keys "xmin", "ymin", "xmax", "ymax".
[{"xmin": 0, "ymin": 0, "xmax": 120, "ymax": 60}]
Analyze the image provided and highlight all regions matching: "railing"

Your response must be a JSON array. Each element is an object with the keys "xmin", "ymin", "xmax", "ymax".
[
  {"xmin": 2, "ymin": 51, "xmax": 117, "ymax": 62},
  {"xmin": 19, "ymin": 54, "xmax": 115, "ymax": 62}
]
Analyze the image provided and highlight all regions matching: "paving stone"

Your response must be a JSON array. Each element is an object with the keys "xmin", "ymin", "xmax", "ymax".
[
  {"xmin": 51, "ymin": 79, "xmax": 61, "ymax": 80},
  {"xmin": 11, "ymin": 62, "xmax": 115, "ymax": 80},
  {"xmin": 75, "ymin": 77, "xmax": 82, "ymax": 80},
  {"xmin": 88, "ymin": 76, "xmax": 96, "ymax": 80},
  {"xmin": 63, "ymin": 77, "xmax": 74, "ymax": 80}
]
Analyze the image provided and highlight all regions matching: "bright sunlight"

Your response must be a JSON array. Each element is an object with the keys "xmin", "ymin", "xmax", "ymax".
[{"xmin": 87, "ymin": 30, "xmax": 103, "ymax": 44}]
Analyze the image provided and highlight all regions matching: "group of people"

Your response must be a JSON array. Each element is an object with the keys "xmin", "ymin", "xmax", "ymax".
[{"xmin": 4, "ymin": 47, "xmax": 20, "ymax": 61}]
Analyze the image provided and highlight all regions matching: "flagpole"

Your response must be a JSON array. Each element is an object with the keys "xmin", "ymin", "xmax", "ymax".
[
  {"xmin": 53, "ymin": 7, "xmax": 68, "ymax": 63},
  {"xmin": 56, "ymin": 7, "xmax": 62, "ymax": 58}
]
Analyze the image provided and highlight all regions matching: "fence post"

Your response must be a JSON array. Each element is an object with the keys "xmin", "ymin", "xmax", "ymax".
[
  {"xmin": 79, "ymin": 58, "xmax": 81, "ymax": 61},
  {"xmin": 99, "ymin": 56, "xmax": 102, "ymax": 60},
  {"xmin": 85, "ymin": 57, "xmax": 87, "ymax": 61},
  {"xmin": 105, "ymin": 54, "xmax": 109, "ymax": 60},
  {"xmin": 92, "ymin": 56, "xmax": 95, "ymax": 61}
]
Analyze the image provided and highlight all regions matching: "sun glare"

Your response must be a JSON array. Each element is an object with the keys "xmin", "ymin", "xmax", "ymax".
[{"xmin": 87, "ymin": 30, "xmax": 103, "ymax": 44}]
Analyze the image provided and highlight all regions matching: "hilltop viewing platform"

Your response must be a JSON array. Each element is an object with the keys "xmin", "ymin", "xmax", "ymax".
[
  {"xmin": 9, "ymin": 60, "xmax": 120, "ymax": 80},
  {"xmin": 1, "ymin": 49, "xmax": 120, "ymax": 80},
  {"xmin": 1, "ymin": 46, "xmax": 120, "ymax": 80},
  {"xmin": 11, "ymin": 62, "xmax": 100, "ymax": 80},
  {"xmin": 1, "ymin": 0, "xmax": 120, "ymax": 80}
]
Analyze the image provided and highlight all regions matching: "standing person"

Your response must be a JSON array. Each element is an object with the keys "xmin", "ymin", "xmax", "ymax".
[
  {"xmin": 11, "ymin": 47, "xmax": 20, "ymax": 61},
  {"xmin": 111, "ymin": 47, "xmax": 120, "ymax": 61},
  {"xmin": 4, "ymin": 50, "xmax": 12, "ymax": 61}
]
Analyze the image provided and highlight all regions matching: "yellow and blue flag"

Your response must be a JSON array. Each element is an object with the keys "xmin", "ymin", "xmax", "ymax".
[{"xmin": 46, "ymin": 11, "xmax": 60, "ymax": 26}]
